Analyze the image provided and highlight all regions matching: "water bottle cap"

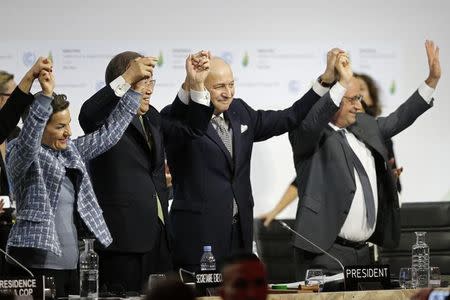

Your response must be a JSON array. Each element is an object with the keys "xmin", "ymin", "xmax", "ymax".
[{"xmin": 203, "ymin": 245, "xmax": 212, "ymax": 252}]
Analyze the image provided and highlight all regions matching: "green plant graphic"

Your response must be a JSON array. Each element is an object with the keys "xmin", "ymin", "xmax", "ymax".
[
  {"xmin": 157, "ymin": 51, "xmax": 164, "ymax": 67},
  {"xmin": 389, "ymin": 80, "xmax": 396, "ymax": 95},
  {"xmin": 242, "ymin": 52, "xmax": 249, "ymax": 67}
]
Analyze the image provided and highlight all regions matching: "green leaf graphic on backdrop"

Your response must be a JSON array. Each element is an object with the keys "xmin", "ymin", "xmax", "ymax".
[
  {"xmin": 157, "ymin": 51, "xmax": 164, "ymax": 67},
  {"xmin": 242, "ymin": 52, "xmax": 249, "ymax": 67},
  {"xmin": 389, "ymin": 80, "xmax": 396, "ymax": 95},
  {"xmin": 48, "ymin": 51, "xmax": 53, "ymax": 64}
]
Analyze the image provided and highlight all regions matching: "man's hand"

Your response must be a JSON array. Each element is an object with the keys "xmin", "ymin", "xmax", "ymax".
[
  {"xmin": 122, "ymin": 56, "xmax": 158, "ymax": 85},
  {"xmin": 28, "ymin": 57, "xmax": 53, "ymax": 79},
  {"xmin": 425, "ymin": 40, "xmax": 441, "ymax": 88},
  {"xmin": 410, "ymin": 288, "xmax": 433, "ymax": 300},
  {"xmin": 336, "ymin": 52, "xmax": 353, "ymax": 88},
  {"xmin": 388, "ymin": 158, "xmax": 403, "ymax": 181},
  {"xmin": 38, "ymin": 70, "xmax": 55, "ymax": 97},
  {"xmin": 165, "ymin": 162, "xmax": 172, "ymax": 188},
  {"xmin": 320, "ymin": 48, "xmax": 344, "ymax": 84},
  {"xmin": 259, "ymin": 210, "xmax": 278, "ymax": 227},
  {"xmin": 186, "ymin": 50, "xmax": 211, "ymax": 91},
  {"xmin": 19, "ymin": 57, "xmax": 53, "ymax": 93},
  {"xmin": 190, "ymin": 50, "xmax": 210, "ymax": 71}
]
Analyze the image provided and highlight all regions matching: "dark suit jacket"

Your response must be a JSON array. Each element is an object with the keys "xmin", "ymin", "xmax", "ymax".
[
  {"xmin": 1, "ymin": 87, "xmax": 33, "ymax": 195},
  {"xmin": 0, "ymin": 87, "xmax": 33, "ymax": 144},
  {"xmin": 289, "ymin": 91, "xmax": 433, "ymax": 253},
  {"xmin": 161, "ymin": 88, "xmax": 321, "ymax": 268},
  {"xmin": 78, "ymin": 86, "xmax": 213, "ymax": 253}
]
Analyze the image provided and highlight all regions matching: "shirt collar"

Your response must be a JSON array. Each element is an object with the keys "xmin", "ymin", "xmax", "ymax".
[
  {"xmin": 329, "ymin": 122, "xmax": 346, "ymax": 132},
  {"xmin": 212, "ymin": 113, "xmax": 225, "ymax": 120}
]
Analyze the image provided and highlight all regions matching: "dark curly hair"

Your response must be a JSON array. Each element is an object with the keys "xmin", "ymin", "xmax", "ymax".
[
  {"xmin": 354, "ymin": 72, "xmax": 381, "ymax": 117},
  {"xmin": 51, "ymin": 94, "xmax": 70, "ymax": 114}
]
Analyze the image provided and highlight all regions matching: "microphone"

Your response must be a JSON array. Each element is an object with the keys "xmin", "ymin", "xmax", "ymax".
[
  {"xmin": 277, "ymin": 220, "xmax": 346, "ymax": 289},
  {"xmin": 178, "ymin": 268, "xmax": 195, "ymax": 283},
  {"xmin": 0, "ymin": 247, "xmax": 34, "ymax": 277}
]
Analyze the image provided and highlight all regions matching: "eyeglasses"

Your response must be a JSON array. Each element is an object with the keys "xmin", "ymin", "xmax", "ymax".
[
  {"xmin": 134, "ymin": 78, "xmax": 156, "ymax": 89},
  {"xmin": 343, "ymin": 94, "xmax": 364, "ymax": 103},
  {"xmin": 144, "ymin": 79, "xmax": 156, "ymax": 87}
]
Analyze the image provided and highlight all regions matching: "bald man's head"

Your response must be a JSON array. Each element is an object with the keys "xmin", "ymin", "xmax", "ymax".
[{"xmin": 205, "ymin": 57, "xmax": 235, "ymax": 115}]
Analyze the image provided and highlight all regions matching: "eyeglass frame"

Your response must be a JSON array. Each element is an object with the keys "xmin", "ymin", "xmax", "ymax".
[
  {"xmin": 133, "ymin": 78, "xmax": 156, "ymax": 90},
  {"xmin": 342, "ymin": 94, "xmax": 364, "ymax": 103},
  {"xmin": 141, "ymin": 78, "xmax": 156, "ymax": 87}
]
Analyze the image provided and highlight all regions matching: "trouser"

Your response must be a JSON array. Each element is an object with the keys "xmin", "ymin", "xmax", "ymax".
[
  {"xmin": 176, "ymin": 216, "xmax": 244, "ymax": 274},
  {"xmin": 294, "ymin": 239, "xmax": 370, "ymax": 281},
  {"xmin": 98, "ymin": 220, "xmax": 173, "ymax": 295},
  {"xmin": 230, "ymin": 215, "xmax": 244, "ymax": 254}
]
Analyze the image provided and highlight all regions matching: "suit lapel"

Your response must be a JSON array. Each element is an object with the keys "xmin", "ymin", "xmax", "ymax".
[
  {"xmin": 326, "ymin": 126, "xmax": 355, "ymax": 183},
  {"xmin": 349, "ymin": 123, "xmax": 388, "ymax": 161},
  {"xmin": 206, "ymin": 118, "xmax": 233, "ymax": 170},
  {"xmin": 131, "ymin": 115, "xmax": 146, "ymax": 139},
  {"xmin": 129, "ymin": 111, "xmax": 162, "ymax": 168},
  {"xmin": 227, "ymin": 110, "xmax": 241, "ymax": 173},
  {"xmin": 144, "ymin": 111, "xmax": 162, "ymax": 164}
]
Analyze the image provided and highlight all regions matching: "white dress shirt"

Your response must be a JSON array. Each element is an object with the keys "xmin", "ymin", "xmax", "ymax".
[{"xmin": 329, "ymin": 123, "xmax": 379, "ymax": 242}]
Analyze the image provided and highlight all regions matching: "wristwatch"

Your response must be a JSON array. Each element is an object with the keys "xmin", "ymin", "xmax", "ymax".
[{"xmin": 318, "ymin": 76, "xmax": 335, "ymax": 88}]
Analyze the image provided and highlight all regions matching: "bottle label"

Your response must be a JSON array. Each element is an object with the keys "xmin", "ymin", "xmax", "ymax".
[{"xmin": 195, "ymin": 270, "xmax": 222, "ymax": 288}]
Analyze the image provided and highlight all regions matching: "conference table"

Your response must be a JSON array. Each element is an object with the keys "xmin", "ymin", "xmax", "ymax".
[{"xmin": 198, "ymin": 288, "xmax": 421, "ymax": 299}]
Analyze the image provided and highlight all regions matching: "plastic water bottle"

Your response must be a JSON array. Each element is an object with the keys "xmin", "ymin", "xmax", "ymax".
[
  {"xmin": 79, "ymin": 238, "xmax": 99, "ymax": 299},
  {"xmin": 200, "ymin": 245, "xmax": 216, "ymax": 271},
  {"xmin": 411, "ymin": 231, "xmax": 430, "ymax": 288}
]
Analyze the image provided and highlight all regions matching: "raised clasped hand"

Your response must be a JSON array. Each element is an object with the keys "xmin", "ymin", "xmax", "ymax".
[
  {"xmin": 186, "ymin": 50, "xmax": 211, "ymax": 90},
  {"xmin": 336, "ymin": 52, "xmax": 353, "ymax": 88}
]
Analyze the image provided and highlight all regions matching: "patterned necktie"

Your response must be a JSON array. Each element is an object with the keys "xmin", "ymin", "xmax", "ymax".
[
  {"xmin": 211, "ymin": 116, "xmax": 238, "ymax": 218},
  {"xmin": 338, "ymin": 130, "xmax": 376, "ymax": 227},
  {"xmin": 139, "ymin": 116, "xmax": 164, "ymax": 224},
  {"xmin": 211, "ymin": 116, "xmax": 233, "ymax": 157}
]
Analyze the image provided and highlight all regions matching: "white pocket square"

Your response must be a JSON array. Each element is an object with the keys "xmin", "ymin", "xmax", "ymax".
[{"xmin": 241, "ymin": 125, "xmax": 248, "ymax": 133}]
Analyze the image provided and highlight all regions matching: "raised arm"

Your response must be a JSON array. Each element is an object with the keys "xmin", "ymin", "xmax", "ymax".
[
  {"xmin": 75, "ymin": 90, "xmax": 141, "ymax": 160},
  {"xmin": 377, "ymin": 40, "xmax": 440, "ymax": 138},
  {"xmin": 251, "ymin": 48, "xmax": 345, "ymax": 142},
  {"xmin": 74, "ymin": 57, "xmax": 155, "ymax": 160},
  {"xmin": 79, "ymin": 56, "xmax": 158, "ymax": 134},
  {"xmin": 0, "ymin": 57, "xmax": 52, "ymax": 143},
  {"xmin": 6, "ymin": 69, "xmax": 55, "ymax": 179},
  {"xmin": 162, "ymin": 51, "xmax": 214, "ymax": 142},
  {"xmin": 289, "ymin": 52, "xmax": 352, "ymax": 158}
]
